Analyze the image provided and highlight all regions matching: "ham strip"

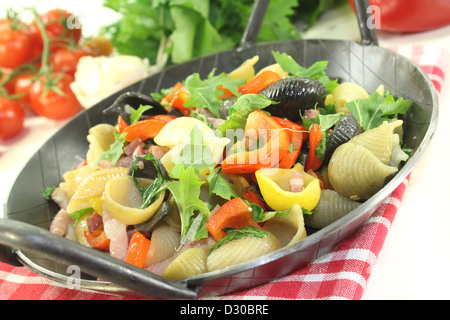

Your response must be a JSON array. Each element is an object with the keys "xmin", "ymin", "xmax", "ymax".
[{"xmin": 102, "ymin": 207, "xmax": 128, "ymax": 261}]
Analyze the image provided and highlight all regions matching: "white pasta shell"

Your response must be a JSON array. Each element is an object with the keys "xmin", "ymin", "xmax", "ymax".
[
  {"xmin": 350, "ymin": 120, "xmax": 404, "ymax": 165},
  {"xmin": 145, "ymin": 223, "xmax": 180, "ymax": 267},
  {"xmin": 227, "ymin": 55, "xmax": 259, "ymax": 83},
  {"xmin": 206, "ymin": 232, "xmax": 282, "ymax": 272},
  {"xmin": 60, "ymin": 165, "xmax": 94, "ymax": 198},
  {"xmin": 263, "ymin": 204, "xmax": 307, "ymax": 246},
  {"xmin": 305, "ymin": 189, "xmax": 361, "ymax": 229},
  {"xmin": 162, "ymin": 247, "xmax": 209, "ymax": 280},
  {"xmin": 66, "ymin": 167, "xmax": 128, "ymax": 213},
  {"xmin": 86, "ymin": 123, "xmax": 116, "ymax": 168},
  {"xmin": 102, "ymin": 175, "xmax": 165, "ymax": 225},
  {"xmin": 331, "ymin": 82, "xmax": 369, "ymax": 113},
  {"xmin": 154, "ymin": 117, "xmax": 216, "ymax": 148},
  {"xmin": 328, "ymin": 142, "xmax": 398, "ymax": 200}
]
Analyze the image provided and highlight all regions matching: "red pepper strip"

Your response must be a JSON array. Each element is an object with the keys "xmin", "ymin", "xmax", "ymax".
[
  {"xmin": 272, "ymin": 117, "xmax": 307, "ymax": 169},
  {"xmin": 206, "ymin": 197, "xmax": 261, "ymax": 241},
  {"xmin": 221, "ymin": 110, "xmax": 291, "ymax": 174},
  {"xmin": 160, "ymin": 82, "xmax": 191, "ymax": 116},
  {"xmin": 84, "ymin": 229, "xmax": 110, "ymax": 251},
  {"xmin": 238, "ymin": 70, "xmax": 282, "ymax": 95},
  {"xmin": 122, "ymin": 114, "xmax": 176, "ymax": 142},
  {"xmin": 117, "ymin": 115, "xmax": 129, "ymax": 133},
  {"xmin": 125, "ymin": 231, "xmax": 151, "ymax": 268},
  {"xmin": 242, "ymin": 189, "xmax": 266, "ymax": 212},
  {"xmin": 305, "ymin": 123, "xmax": 323, "ymax": 172}
]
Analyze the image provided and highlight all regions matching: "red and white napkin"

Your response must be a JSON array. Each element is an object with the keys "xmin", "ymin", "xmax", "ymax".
[{"xmin": 0, "ymin": 44, "xmax": 448, "ymax": 300}]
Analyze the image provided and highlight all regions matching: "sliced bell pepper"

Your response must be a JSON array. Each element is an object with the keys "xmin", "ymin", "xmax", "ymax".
[
  {"xmin": 160, "ymin": 82, "xmax": 191, "ymax": 116},
  {"xmin": 125, "ymin": 231, "xmax": 151, "ymax": 268},
  {"xmin": 117, "ymin": 115, "xmax": 129, "ymax": 132},
  {"xmin": 221, "ymin": 110, "xmax": 290, "ymax": 174},
  {"xmin": 206, "ymin": 197, "xmax": 261, "ymax": 241},
  {"xmin": 122, "ymin": 114, "xmax": 176, "ymax": 142},
  {"xmin": 255, "ymin": 163, "xmax": 321, "ymax": 211},
  {"xmin": 84, "ymin": 229, "xmax": 110, "ymax": 251},
  {"xmin": 238, "ymin": 70, "xmax": 282, "ymax": 95},
  {"xmin": 273, "ymin": 117, "xmax": 307, "ymax": 169},
  {"xmin": 242, "ymin": 189, "xmax": 266, "ymax": 212},
  {"xmin": 305, "ymin": 123, "xmax": 323, "ymax": 172}
]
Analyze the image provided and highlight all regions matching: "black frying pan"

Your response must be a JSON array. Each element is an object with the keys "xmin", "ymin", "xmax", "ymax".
[{"xmin": 0, "ymin": 0, "xmax": 438, "ymax": 299}]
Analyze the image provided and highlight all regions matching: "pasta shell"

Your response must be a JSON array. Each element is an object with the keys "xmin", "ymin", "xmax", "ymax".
[
  {"xmin": 102, "ymin": 175, "xmax": 165, "ymax": 225},
  {"xmin": 66, "ymin": 167, "xmax": 128, "ymax": 213},
  {"xmin": 86, "ymin": 124, "xmax": 116, "ymax": 168},
  {"xmin": 328, "ymin": 143, "xmax": 398, "ymax": 200},
  {"xmin": 206, "ymin": 232, "xmax": 282, "ymax": 272},
  {"xmin": 145, "ymin": 223, "xmax": 180, "ymax": 267},
  {"xmin": 263, "ymin": 204, "xmax": 307, "ymax": 246},
  {"xmin": 59, "ymin": 165, "xmax": 94, "ymax": 198},
  {"xmin": 350, "ymin": 120, "xmax": 404, "ymax": 165},
  {"xmin": 227, "ymin": 55, "xmax": 259, "ymax": 83},
  {"xmin": 162, "ymin": 247, "xmax": 209, "ymax": 280},
  {"xmin": 331, "ymin": 82, "xmax": 369, "ymax": 113},
  {"xmin": 304, "ymin": 189, "xmax": 361, "ymax": 229}
]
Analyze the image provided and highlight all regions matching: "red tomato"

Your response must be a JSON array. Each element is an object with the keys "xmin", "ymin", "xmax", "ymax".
[
  {"xmin": 0, "ymin": 20, "xmax": 33, "ymax": 69},
  {"xmin": 29, "ymin": 73, "xmax": 81, "ymax": 120},
  {"xmin": 12, "ymin": 73, "xmax": 35, "ymax": 110},
  {"xmin": 0, "ymin": 98, "xmax": 25, "ymax": 140},
  {"xmin": 50, "ymin": 47, "xmax": 92, "ymax": 76},
  {"xmin": 33, "ymin": 9, "xmax": 82, "ymax": 51}
]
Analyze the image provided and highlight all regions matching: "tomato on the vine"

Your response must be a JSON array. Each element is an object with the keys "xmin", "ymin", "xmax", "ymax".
[
  {"xmin": 12, "ymin": 72, "xmax": 35, "ymax": 110},
  {"xmin": 29, "ymin": 73, "xmax": 81, "ymax": 120},
  {"xmin": 32, "ymin": 9, "xmax": 82, "ymax": 51},
  {"xmin": 0, "ymin": 19, "xmax": 33, "ymax": 69},
  {"xmin": 0, "ymin": 97, "xmax": 25, "ymax": 140},
  {"xmin": 49, "ymin": 47, "xmax": 92, "ymax": 76}
]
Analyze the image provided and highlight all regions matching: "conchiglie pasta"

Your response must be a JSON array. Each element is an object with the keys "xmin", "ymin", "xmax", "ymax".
[
  {"xmin": 349, "ymin": 120, "xmax": 405, "ymax": 165},
  {"xmin": 66, "ymin": 167, "xmax": 128, "ymax": 213},
  {"xmin": 162, "ymin": 247, "xmax": 209, "ymax": 280},
  {"xmin": 262, "ymin": 204, "xmax": 307, "ymax": 246},
  {"xmin": 331, "ymin": 82, "xmax": 369, "ymax": 113},
  {"xmin": 59, "ymin": 164, "xmax": 94, "ymax": 198},
  {"xmin": 304, "ymin": 189, "xmax": 361, "ymax": 229},
  {"xmin": 145, "ymin": 223, "xmax": 180, "ymax": 267},
  {"xmin": 328, "ymin": 143, "xmax": 398, "ymax": 200},
  {"xmin": 206, "ymin": 232, "xmax": 282, "ymax": 272},
  {"xmin": 86, "ymin": 123, "xmax": 116, "ymax": 168},
  {"xmin": 227, "ymin": 55, "xmax": 259, "ymax": 83},
  {"xmin": 255, "ymin": 63, "xmax": 289, "ymax": 79},
  {"xmin": 102, "ymin": 175, "xmax": 165, "ymax": 225}
]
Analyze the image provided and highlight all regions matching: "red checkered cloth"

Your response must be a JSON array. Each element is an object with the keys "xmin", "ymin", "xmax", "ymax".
[{"xmin": 1, "ymin": 44, "xmax": 448, "ymax": 300}]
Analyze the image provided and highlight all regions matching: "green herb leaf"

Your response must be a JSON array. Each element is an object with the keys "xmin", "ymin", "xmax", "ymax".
[
  {"xmin": 345, "ymin": 92, "xmax": 413, "ymax": 130},
  {"xmin": 184, "ymin": 70, "xmax": 245, "ymax": 117},
  {"xmin": 130, "ymin": 104, "xmax": 153, "ymax": 124},
  {"xmin": 217, "ymin": 93, "xmax": 274, "ymax": 135},
  {"xmin": 209, "ymin": 226, "xmax": 267, "ymax": 255},
  {"xmin": 69, "ymin": 208, "xmax": 94, "ymax": 226},
  {"xmin": 95, "ymin": 131, "xmax": 127, "ymax": 166},
  {"xmin": 42, "ymin": 186, "xmax": 57, "ymax": 200}
]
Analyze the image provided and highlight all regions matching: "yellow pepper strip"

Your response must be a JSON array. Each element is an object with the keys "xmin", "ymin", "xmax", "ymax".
[{"xmin": 255, "ymin": 163, "xmax": 321, "ymax": 211}]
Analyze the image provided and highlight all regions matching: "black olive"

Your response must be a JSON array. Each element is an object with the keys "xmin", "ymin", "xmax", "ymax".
[{"xmin": 259, "ymin": 77, "xmax": 327, "ymax": 122}]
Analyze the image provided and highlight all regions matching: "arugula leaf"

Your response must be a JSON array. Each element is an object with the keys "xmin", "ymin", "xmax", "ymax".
[
  {"xmin": 42, "ymin": 186, "xmax": 57, "ymax": 200},
  {"xmin": 165, "ymin": 165, "xmax": 211, "ymax": 245},
  {"xmin": 69, "ymin": 208, "xmax": 94, "ymax": 226},
  {"xmin": 208, "ymin": 226, "xmax": 267, "ymax": 255},
  {"xmin": 249, "ymin": 202, "xmax": 292, "ymax": 222},
  {"xmin": 217, "ymin": 94, "xmax": 274, "ymax": 135},
  {"xmin": 95, "ymin": 131, "xmax": 127, "ymax": 166},
  {"xmin": 173, "ymin": 125, "xmax": 238, "ymax": 200},
  {"xmin": 129, "ymin": 104, "xmax": 153, "ymax": 124},
  {"xmin": 183, "ymin": 69, "xmax": 244, "ymax": 117},
  {"xmin": 345, "ymin": 92, "xmax": 413, "ymax": 130},
  {"xmin": 130, "ymin": 154, "xmax": 167, "ymax": 209},
  {"xmin": 272, "ymin": 51, "xmax": 338, "ymax": 93}
]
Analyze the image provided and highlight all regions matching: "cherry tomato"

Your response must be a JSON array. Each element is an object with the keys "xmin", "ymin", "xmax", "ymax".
[
  {"xmin": 29, "ymin": 73, "xmax": 81, "ymax": 120},
  {"xmin": 12, "ymin": 73, "xmax": 35, "ymax": 111},
  {"xmin": 0, "ymin": 97, "xmax": 25, "ymax": 140},
  {"xmin": 0, "ymin": 20, "xmax": 33, "ymax": 69},
  {"xmin": 32, "ymin": 9, "xmax": 82, "ymax": 51},
  {"xmin": 50, "ymin": 47, "xmax": 92, "ymax": 76}
]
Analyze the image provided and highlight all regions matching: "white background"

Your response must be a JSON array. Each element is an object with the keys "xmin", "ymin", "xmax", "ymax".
[{"xmin": 1, "ymin": 0, "xmax": 450, "ymax": 300}]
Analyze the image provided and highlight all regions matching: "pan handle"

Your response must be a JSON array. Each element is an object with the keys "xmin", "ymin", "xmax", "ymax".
[
  {"xmin": 0, "ymin": 218, "xmax": 199, "ymax": 299},
  {"xmin": 238, "ymin": 0, "xmax": 270, "ymax": 50},
  {"xmin": 353, "ymin": 0, "xmax": 379, "ymax": 46}
]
